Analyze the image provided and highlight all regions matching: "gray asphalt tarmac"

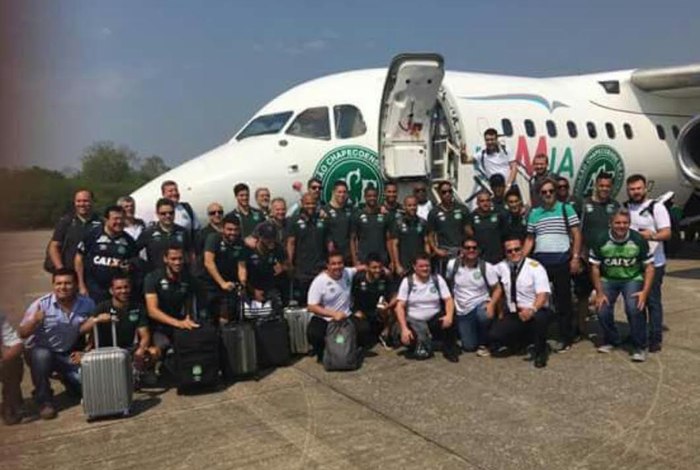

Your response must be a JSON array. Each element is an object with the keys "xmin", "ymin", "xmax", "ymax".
[{"xmin": 1, "ymin": 230, "xmax": 700, "ymax": 470}]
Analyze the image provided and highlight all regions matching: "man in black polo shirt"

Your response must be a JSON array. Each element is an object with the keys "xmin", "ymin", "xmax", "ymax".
[
  {"xmin": 573, "ymin": 172, "xmax": 620, "ymax": 338},
  {"xmin": 389, "ymin": 195, "xmax": 428, "ymax": 277},
  {"xmin": 351, "ymin": 186, "xmax": 391, "ymax": 266},
  {"xmin": 381, "ymin": 182, "xmax": 404, "ymax": 223},
  {"xmin": 137, "ymin": 198, "xmax": 193, "ymax": 273},
  {"xmin": 202, "ymin": 214, "xmax": 248, "ymax": 323},
  {"xmin": 351, "ymin": 252, "xmax": 395, "ymax": 346},
  {"xmin": 466, "ymin": 190, "xmax": 505, "ymax": 264},
  {"xmin": 322, "ymin": 180, "xmax": 354, "ymax": 263},
  {"xmin": 90, "ymin": 275, "xmax": 157, "ymax": 374},
  {"xmin": 228, "ymin": 183, "xmax": 264, "ymax": 238},
  {"xmin": 489, "ymin": 174, "xmax": 507, "ymax": 214},
  {"xmin": 75, "ymin": 205, "xmax": 138, "ymax": 303},
  {"xmin": 144, "ymin": 245, "xmax": 199, "ymax": 354},
  {"xmin": 246, "ymin": 223, "xmax": 285, "ymax": 306},
  {"xmin": 47, "ymin": 189, "xmax": 102, "ymax": 272},
  {"xmin": 500, "ymin": 189, "xmax": 528, "ymax": 241},
  {"xmin": 287, "ymin": 193, "xmax": 327, "ymax": 304},
  {"xmin": 427, "ymin": 180, "xmax": 469, "ymax": 274}
]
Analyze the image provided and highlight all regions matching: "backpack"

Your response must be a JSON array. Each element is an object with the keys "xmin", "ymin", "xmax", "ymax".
[{"xmin": 323, "ymin": 318, "xmax": 360, "ymax": 371}]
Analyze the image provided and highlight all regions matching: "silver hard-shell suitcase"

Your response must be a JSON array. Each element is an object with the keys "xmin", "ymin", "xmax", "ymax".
[
  {"xmin": 283, "ymin": 302, "xmax": 311, "ymax": 355},
  {"xmin": 81, "ymin": 319, "xmax": 133, "ymax": 420}
]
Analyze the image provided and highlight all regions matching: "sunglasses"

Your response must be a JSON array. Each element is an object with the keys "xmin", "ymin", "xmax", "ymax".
[
  {"xmin": 540, "ymin": 189, "xmax": 555, "ymax": 195},
  {"xmin": 310, "ymin": 185, "xmax": 322, "ymax": 190},
  {"xmin": 158, "ymin": 211, "xmax": 174, "ymax": 216},
  {"xmin": 557, "ymin": 185, "xmax": 569, "ymax": 190},
  {"xmin": 463, "ymin": 246, "xmax": 478, "ymax": 251},
  {"xmin": 414, "ymin": 188, "xmax": 426, "ymax": 193},
  {"xmin": 440, "ymin": 189, "xmax": 452, "ymax": 195},
  {"xmin": 208, "ymin": 210, "xmax": 223, "ymax": 216},
  {"xmin": 506, "ymin": 247, "xmax": 523, "ymax": 254}
]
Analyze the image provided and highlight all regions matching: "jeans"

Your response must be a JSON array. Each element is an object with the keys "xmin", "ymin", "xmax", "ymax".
[
  {"xmin": 29, "ymin": 347, "xmax": 81, "ymax": 406},
  {"xmin": 456, "ymin": 303, "xmax": 491, "ymax": 351},
  {"xmin": 598, "ymin": 280, "xmax": 646, "ymax": 350},
  {"xmin": 489, "ymin": 308, "xmax": 550, "ymax": 355},
  {"xmin": 647, "ymin": 265, "xmax": 665, "ymax": 345},
  {"xmin": 545, "ymin": 262, "xmax": 574, "ymax": 345}
]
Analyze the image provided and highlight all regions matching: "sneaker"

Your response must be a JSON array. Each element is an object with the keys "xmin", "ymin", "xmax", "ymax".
[
  {"xmin": 649, "ymin": 343, "xmax": 662, "ymax": 353},
  {"xmin": 631, "ymin": 350, "xmax": 647, "ymax": 362},
  {"xmin": 39, "ymin": 404, "xmax": 57, "ymax": 420},
  {"xmin": 597, "ymin": 344, "xmax": 615, "ymax": 354},
  {"xmin": 556, "ymin": 342, "xmax": 572, "ymax": 353},
  {"xmin": 476, "ymin": 346, "xmax": 491, "ymax": 357}
]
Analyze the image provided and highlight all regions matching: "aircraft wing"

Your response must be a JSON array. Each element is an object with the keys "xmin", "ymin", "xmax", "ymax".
[{"xmin": 631, "ymin": 64, "xmax": 700, "ymax": 97}]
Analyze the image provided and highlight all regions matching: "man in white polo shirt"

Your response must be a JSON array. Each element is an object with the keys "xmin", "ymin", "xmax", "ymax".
[
  {"xmin": 476, "ymin": 128, "xmax": 517, "ymax": 189},
  {"xmin": 395, "ymin": 253, "xmax": 459, "ymax": 362},
  {"xmin": 307, "ymin": 252, "xmax": 370, "ymax": 362},
  {"xmin": 489, "ymin": 235, "xmax": 552, "ymax": 368},
  {"xmin": 625, "ymin": 174, "xmax": 671, "ymax": 353}
]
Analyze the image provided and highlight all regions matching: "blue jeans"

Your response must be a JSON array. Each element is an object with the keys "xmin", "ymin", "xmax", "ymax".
[
  {"xmin": 598, "ymin": 280, "xmax": 646, "ymax": 350},
  {"xmin": 647, "ymin": 265, "xmax": 665, "ymax": 345},
  {"xmin": 456, "ymin": 303, "xmax": 491, "ymax": 351},
  {"xmin": 29, "ymin": 347, "xmax": 81, "ymax": 406}
]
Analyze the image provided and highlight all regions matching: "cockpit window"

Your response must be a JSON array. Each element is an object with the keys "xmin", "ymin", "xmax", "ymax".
[
  {"xmin": 334, "ymin": 104, "xmax": 367, "ymax": 139},
  {"xmin": 286, "ymin": 107, "xmax": 331, "ymax": 140},
  {"xmin": 236, "ymin": 111, "xmax": 293, "ymax": 140}
]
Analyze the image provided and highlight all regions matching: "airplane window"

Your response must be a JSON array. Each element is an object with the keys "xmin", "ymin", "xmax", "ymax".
[
  {"xmin": 524, "ymin": 119, "xmax": 535, "ymax": 137},
  {"xmin": 567, "ymin": 121, "xmax": 578, "ymax": 138},
  {"xmin": 334, "ymin": 105, "xmax": 367, "ymax": 139},
  {"xmin": 286, "ymin": 107, "xmax": 331, "ymax": 140},
  {"xmin": 605, "ymin": 122, "xmax": 616, "ymax": 139},
  {"xmin": 587, "ymin": 122, "xmax": 597, "ymax": 138},
  {"xmin": 501, "ymin": 118, "xmax": 513, "ymax": 137},
  {"xmin": 623, "ymin": 123, "xmax": 633, "ymax": 139},
  {"xmin": 546, "ymin": 120, "xmax": 557, "ymax": 138},
  {"xmin": 656, "ymin": 125, "xmax": 666, "ymax": 140},
  {"xmin": 236, "ymin": 111, "xmax": 293, "ymax": 141},
  {"xmin": 672, "ymin": 125, "xmax": 680, "ymax": 139}
]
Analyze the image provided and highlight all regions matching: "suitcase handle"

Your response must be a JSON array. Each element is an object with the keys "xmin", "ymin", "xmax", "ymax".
[{"xmin": 93, "ymin": 316, "xmax": 118, "ymax": 349}]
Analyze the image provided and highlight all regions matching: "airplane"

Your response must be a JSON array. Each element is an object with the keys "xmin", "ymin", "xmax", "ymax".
[{"xmin": 131, "ymin": 53, "xmax": 700, "ymax": 223}]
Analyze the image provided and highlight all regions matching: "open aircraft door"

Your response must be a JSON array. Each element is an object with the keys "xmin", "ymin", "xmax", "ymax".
[{"xmin": 379, "ymin": 53, "xmax": 445, "ymax": 180}]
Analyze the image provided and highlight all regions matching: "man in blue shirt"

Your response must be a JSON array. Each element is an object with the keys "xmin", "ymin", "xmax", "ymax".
[{"xmin": 19, "ymin": 268, "xmax": 100, "ymax": 420}]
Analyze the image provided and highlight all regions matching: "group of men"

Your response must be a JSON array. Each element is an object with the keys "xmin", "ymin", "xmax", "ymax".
[{"xmin": 0, "ymin": 129, "xmax": 672, "ymax": 424}]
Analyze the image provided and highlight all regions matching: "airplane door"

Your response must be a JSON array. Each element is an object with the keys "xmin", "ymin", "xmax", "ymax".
[{"xmin": 379, "ymin": 53, "xmax": 444, "ymax": 179}]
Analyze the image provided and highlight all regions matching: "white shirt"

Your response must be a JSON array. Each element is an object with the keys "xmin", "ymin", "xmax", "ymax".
[
  {"xmin": 124, "ymin": 223, "xmax": 144, "ymax": 241},
  {"xmin": 627, "ymin": 200, "xmax": 671, "ymax": 267},
  {"xmin": 417, "ymin": 201, "xmax": 433, "ymax": 221},
  {"xmin": 397, "ymin": 274, "xmax": 451, "ymax": 321},
  {"xmin": 307, "ymin": 268, "xmax": 357, "ymax": 322},
  {"xmin": 174, "ymin": 203, "xmax": 200, "ymax": 232},
  {"xmin": 480, "ymin": 148, "xmax": 514, "ymax": 182},
  {"xmin": 494, "ymin": 258, "xmax": 550, "ymax": 312},
  {"xmin": 450, "ymin": 261, "xmax": 499, "ymax": 315}
]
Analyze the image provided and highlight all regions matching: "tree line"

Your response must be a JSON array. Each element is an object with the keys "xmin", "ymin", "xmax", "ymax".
[{"xmin": 0, "ymin": 142, "xmax": 170, "ymax": 230}]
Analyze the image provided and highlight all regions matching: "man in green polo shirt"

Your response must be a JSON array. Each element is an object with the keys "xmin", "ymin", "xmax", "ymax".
[
  {"xmin": 228, "ymin": 183, "xmax": 265, "ymax": 238},
  {"xmin": 466, "ymin": 190, "xmax": 505, "ymax": 264},
  {"xmin": 322, "ymin": 180, "xmax": 354, "ymax": 263},
  {"xmin": 427, "ymin": 180, "xmax": 469, "ymax": 274},
  {"xmin": 91, "ymin": 275, "xmax": 158, "ymax": 382},
  {"xmin": 573, "ymin": 172, "xmax": 620, "ymax": 339},
  {"xmin": 351, "ymin": 186, "xmax": 391, "ymax": 266},
  {"xmin": 589, "ymin": 208, "xmax": 654, "ymax": 362},
  {"xmin": 389, "ymin": 195, "xmax": 428, "ymax": 277},
  {"xmin": 144, "ymin": 245, "xmax": 199, "ymax": 355}
]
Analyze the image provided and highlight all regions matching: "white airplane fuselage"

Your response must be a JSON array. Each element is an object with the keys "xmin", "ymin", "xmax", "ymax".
[{"xmin": 131, "ymin": 62, "xmax": 700, "ymax": 221}]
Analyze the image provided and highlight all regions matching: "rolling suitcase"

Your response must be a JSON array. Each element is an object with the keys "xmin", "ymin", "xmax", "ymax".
[
  {"xmin": 283, "ymin": 301, "xmax": 311, "ymax": 355},
  {"xmin": 173, "ymin": 323, "xmax": 220, "ymax": 394},
  {"xmin": 220, "ymin": 321, "xmax": 258, "ymax": 380},
  {"xmin": 81, "ymin": 319, "xmax": 133, "ymax": 420},
  {"xmin": 254, "ymin": 317, "xmax": 291, "ymax": 368}
]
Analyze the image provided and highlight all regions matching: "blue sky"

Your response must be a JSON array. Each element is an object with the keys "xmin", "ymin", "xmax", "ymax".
[{"xmin": 11, "ymin": 0, "xmax": 700, "ymax": 170}]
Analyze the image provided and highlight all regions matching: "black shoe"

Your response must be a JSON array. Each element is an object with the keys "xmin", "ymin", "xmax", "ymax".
[
  {"xmin": 534, "ymin": 352, "xmax": 548, "ymax": 368},
  {"xmin": 649, "ymin": 343, "xmax": 662, "ymax": 353},
  {"xmin": 444, "ymin": 352, "xmax": 460, "ymax": 363}
]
